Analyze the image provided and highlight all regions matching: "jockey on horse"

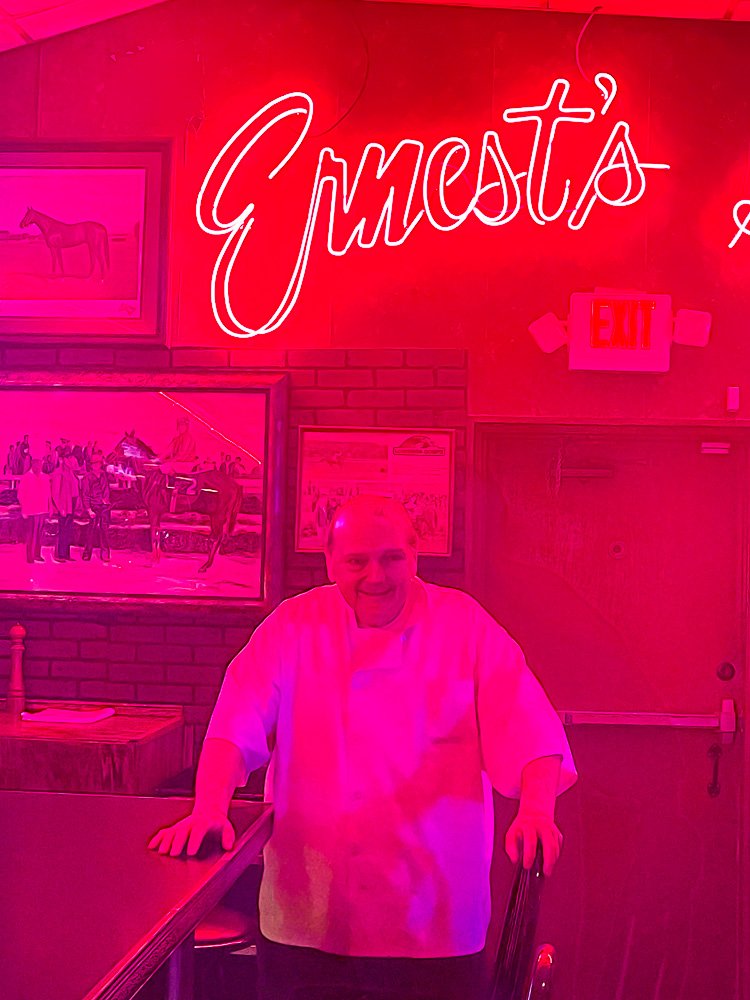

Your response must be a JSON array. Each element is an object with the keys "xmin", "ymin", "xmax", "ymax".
[{"xmin": 162, "ymin": 417, "xmax": 199, "ymax": 510}]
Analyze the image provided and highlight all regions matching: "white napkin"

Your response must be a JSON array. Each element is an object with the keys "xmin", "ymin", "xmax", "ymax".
[{"xmin": 21, "ymin": 707, "xmax": 115, "ymax": 724}]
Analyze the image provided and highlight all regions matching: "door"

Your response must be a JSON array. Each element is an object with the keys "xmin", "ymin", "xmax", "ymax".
[{"xmin": 474, "ymin": 425, "xmax": 746, "ymax": 1000}]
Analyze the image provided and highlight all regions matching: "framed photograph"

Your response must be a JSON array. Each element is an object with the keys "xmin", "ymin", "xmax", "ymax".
[
  {"xmin": 0, "ymin": 142, "xmax": 170, "ymax": 343},
  {"xmin": 0, "ymin": 370, "xmax": 287, "ymax": 610},
  {"xmin": 296, "ymin": 426, "xmax": 455, "ymax": 556}
]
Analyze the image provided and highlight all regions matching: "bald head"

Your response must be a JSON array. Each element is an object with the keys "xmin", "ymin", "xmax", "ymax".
[
  {"xmin": 324, "ymin": 495, "xmax": 418, "ymax": 627},
  {"xmin": 325, "ymin": 495, "xmax": 417, "ymax": 555}
]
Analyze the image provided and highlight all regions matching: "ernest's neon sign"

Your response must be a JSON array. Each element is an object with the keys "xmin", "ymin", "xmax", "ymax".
[{"xmin": 197, "ymin": 76, "xmax": 670, "ymax": 339}]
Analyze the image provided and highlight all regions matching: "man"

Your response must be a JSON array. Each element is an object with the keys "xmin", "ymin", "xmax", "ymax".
[
  {"xmin": 50, "ymin": 447, "xmax": 79, "ymax": 562},
  {"xmin": 81, "ymin": 450, "xmax": 111, "ymax": 562},
  {"xmin": 164, "ymin": 416, "xmax": 198, "ymax": 466},
  {"xmin": 17, "ymin": 456, "xmax": 50, "ymax": 563},
  {"xmin": 4, "ymin": 440, "xmax": 16, "ymax": 477},
  {"xmin": 15, "ymin": 439, "xmax": 31, "ymax": 477},
  {"xmin": 150, "ymin": 496, "xmax": 576, "ymax": 999},
  {"xmin": 42, "ymin": 440, "xmax": 56, "ymax": 474},
  {"xmin": 163, "ymin": 417, "xmax": 200, "ymax": 509}
]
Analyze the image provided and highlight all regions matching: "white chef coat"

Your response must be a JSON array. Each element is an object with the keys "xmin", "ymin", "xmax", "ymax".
[{"xmin": 206, "ymin": 578, "xmax": 576, "ymax": 958}]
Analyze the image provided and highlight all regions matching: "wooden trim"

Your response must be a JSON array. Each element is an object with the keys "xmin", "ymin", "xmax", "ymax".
[
  {"xmin": 0, "ymin": 369, "xmax": 286, "ymax": 390},
  {"xmin": 469, "ymin": 414, "xmax": 750, "ymax": 429}
]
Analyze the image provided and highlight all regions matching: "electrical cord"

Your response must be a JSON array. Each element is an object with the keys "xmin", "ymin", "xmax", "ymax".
[{"xmin": 575, "ymin": 5, "xmax": 603, "ymax": 83}]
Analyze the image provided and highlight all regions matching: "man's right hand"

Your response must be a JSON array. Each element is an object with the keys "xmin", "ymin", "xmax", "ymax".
[{"xmin": 147, "ymin": 809, "xmax": 236, "ymax": 857}]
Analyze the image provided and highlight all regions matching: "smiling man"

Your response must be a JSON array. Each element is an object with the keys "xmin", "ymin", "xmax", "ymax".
[
  {"xmin": 327, "ymin": 495, "xmax": 418, "ymax": 628},
  {"xmin": 150, "ymin": 494, "xmax": 576, "ymax": 1000}
]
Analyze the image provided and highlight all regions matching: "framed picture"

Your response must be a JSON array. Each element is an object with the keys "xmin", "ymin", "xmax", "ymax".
[
  {"xmin": 0, "ymin": 142, "xmax": 170, "ymax": 343},
  {"xmin": 0, "ymin": 370, "xmax": 287, "ymax": 610},
  {"xmin": 296, "ymin": 426, "xmax": 455, "ymax": 556}
]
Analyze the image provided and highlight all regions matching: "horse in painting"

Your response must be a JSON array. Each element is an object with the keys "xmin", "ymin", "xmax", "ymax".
[
  {"xmin": 115, "ymin": 432, "xmax": 243, "ymax": 572},
  {"xmin": 20, "ymin": 206, "xmax": 110, "ymax": 278}
]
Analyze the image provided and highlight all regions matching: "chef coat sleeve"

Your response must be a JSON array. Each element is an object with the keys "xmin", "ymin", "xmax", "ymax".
[
  {"xmin": 205, "ymin": 609, "xmax": 283, "ymax": 777},
  {"xmin": 474, "ymin": 604, "xmax": 577, "ymax": 799}
]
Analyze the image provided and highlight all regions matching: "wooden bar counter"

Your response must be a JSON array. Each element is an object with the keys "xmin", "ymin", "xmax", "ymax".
[
  {"xmin": 1, "ymin": 791, "xmax": 273, "ymax": 1000},
  {"xmin": 0, "ymin": 700, "xmax": 185, "ymax": 794}
]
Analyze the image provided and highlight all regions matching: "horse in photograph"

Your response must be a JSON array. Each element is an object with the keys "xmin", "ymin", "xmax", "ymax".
[
  {"xmin": 20, "ymin": 206, "xmax": 110, "ymax": 278},
  {"xmin": 114, "ymin": 432, "xmax": 243, "ymax": 571},
  {"xmin": 142, "ymin": 466, "xmax": 243, "ymax": 572}
]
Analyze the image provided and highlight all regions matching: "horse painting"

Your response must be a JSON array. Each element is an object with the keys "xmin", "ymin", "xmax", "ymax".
[
  {"xmin": 20, "ymin": 207, "xmax": 110, "ymax": 278},
  {"xmin": 114, "ymin": 432, "xmax": 244, "ymax": 572}
]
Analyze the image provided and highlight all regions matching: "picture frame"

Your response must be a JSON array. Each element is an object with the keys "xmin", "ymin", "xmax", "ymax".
[
  {"xmin": 0, "ymin": 370, "xmax": 287, "ymax": 611},
  {"xmin": 296, "ymin": 426, "xmax": 455, "ymax": 556},
  {"xmin": 0, "ymin": 142, "xmax": 170, "ymax": 344}
]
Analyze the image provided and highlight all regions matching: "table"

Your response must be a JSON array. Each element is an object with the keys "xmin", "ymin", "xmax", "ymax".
[
  {"xmin": 1, "ymin": 790, "xmax": 273, "ymax": 1000},
  {"xmin": 0, "ymin": 700, "xmax": 185, "ymax": 794}
]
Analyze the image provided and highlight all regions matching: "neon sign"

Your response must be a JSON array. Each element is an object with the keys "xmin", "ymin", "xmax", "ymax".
[
  {"xmin": 197, "ymin": 78, "xmax": 670, "ymax": 339},
  {"xmin": 728, "ymin": 198, "xmax": 750, "ymax": 248},
  {"xmin": 528, "ymin": 291, "xmax": 711, "ymax": 373}
]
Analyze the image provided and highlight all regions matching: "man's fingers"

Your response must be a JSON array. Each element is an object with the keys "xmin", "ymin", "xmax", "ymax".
[
  {"xmin": 148, "ymin": 829, "xmax": 165, "ymax": 851},
  {"xmin": 221, "ymin": 821, "xmax": 236, "ymax": 852},
  {"xmin": 505, "ymin": 827, "xmax": 520, "ymax": 863},
  {"xmin": 149, "ymin": 814, "xmax": 232, "ymax": 859},
  {"xmin": 158, "ymin": 827, "xmax": 177, "ymax": 855},
  {"xmin": 151, "ymin": 827, "xmax": 177, "ymax": 853},
  {"xmin": 505, "ymin": 818, "xmax": 564, "ymax": 874},
  {"xmin": 538, "ymin": 822, "xmax": 562, "ymax": 875},
  {"xmin": 540, "ymin": 828, "xmax": 560, "ymax": 876},
  {"xmin": 186, "ymin": 820, "xmax": 209, "ymax": 856},
  {"xmin": 169, "ymin": 821, "xmax": 192, "ymax": 857},
  {"xmin": 522, "ymin": 828, "xmax": 536, "ymax": 870}
]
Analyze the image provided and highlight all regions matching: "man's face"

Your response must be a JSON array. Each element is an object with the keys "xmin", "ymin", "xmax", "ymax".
[{"xmin": 326, "ymin": 513, "xmax": 417, "ymax": 627}]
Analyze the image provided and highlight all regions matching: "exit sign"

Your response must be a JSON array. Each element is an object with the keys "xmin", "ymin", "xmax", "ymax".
[{"xmin": 568, "ymin": 292, "xmax": 673, "ymax": 372}]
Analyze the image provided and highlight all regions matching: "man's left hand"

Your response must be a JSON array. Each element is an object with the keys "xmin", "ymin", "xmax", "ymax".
[{"xmin": 504, "ymin": 810, "xmax": 563, "ymax": 877}]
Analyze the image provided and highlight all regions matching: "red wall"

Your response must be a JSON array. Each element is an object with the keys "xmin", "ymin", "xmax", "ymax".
[
  {"xmin": 0, "ymin": 10, "xmax": 744, "ymax": 990},
  {"xmin": 1, "ymin": 0, "xmax": 749, "ymax": 419},
  {"xmin": 0, "ymin": 344, "xmax": 468, "ymax": 758}
]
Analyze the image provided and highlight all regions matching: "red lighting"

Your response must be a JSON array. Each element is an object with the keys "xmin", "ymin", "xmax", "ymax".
[{"xmin": 197, "ymin": 77, "xmax": 669, "ymax": 339}]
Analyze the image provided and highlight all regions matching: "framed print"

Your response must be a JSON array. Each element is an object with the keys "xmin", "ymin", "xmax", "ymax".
[
  {"xmin": 0, "ymin": 142, "xmax": 170, "ymax": 343},
  {"xmin": 0, "ymin": 370, "xmax": 287, "ymax": 610},
  {"xmin": 296, "ymin": 426, "xmax": 454, "ymax": 555}
]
